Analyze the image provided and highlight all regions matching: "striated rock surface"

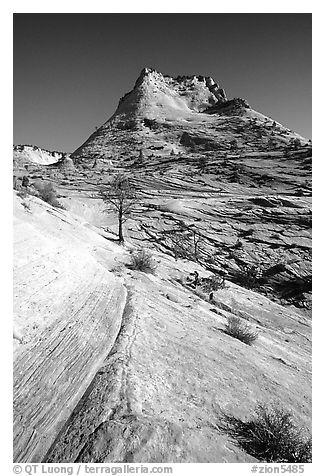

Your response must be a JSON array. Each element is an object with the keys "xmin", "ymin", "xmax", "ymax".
[{"xmin": 13, "ymin": 194, "xmax": 127, "ymax": 462}]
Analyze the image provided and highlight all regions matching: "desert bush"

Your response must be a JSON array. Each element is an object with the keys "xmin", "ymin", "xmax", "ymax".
[
  {"xmin": 172, "ymin": 240, "xmax": 189, "ymax": 260},
  {"xmin": 219, "ymin": 403, "xmax": 311, "ymax": 463},
  {"xmin": 231, "ymin": 263, "xmax": 264, "ymax": 290},
  {"xmin": 224, "ymin": 315, "xmax": 258, "ymax": 345},
  {"xmin": 200, "ymin": 274, "xmax": 225, "ymax": 293},
  {"xmin": 164, "ymin": 224, "xmax": 202, "ymax": 262},
  {"xmin": 129, "ymin": 249, "xmax": 156, "ymax": 273},
  {"xmin": 32, "ymin": 180, "xmax": 64, "ymax": 209}
]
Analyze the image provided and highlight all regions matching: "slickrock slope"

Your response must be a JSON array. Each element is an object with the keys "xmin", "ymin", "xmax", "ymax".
[
  {"xmin": 13, "ymin": 192, "xmax": 311, "ymax": 463},
  {"xmin": 13, "ymin": 193, "xmax": 127, "ymax": 462},
  {"xmin": 13, "ymin": 67, "xmax": 312, "ymax": 462}
]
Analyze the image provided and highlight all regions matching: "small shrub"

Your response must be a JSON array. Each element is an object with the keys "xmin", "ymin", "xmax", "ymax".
[
  {"xmin": 219, "ymin": 403, "xmax": 312, "ymax": 463},
  {"xmin": 164, "ymin": 225, "xmax": 202, "ymax": 262},
  {"xmin": 231, "ymin": 264, "xmax": 264, "ymax": 290},
  {"xmin": 200, "ymin": 274, "xmax": 225, "ymax": 293},
  {"xmin": 32, "ymin": 181, "xmax": 64, "ymax": 209},
  {"xmin": 171, "ymin": 240, "xmax": 189, "ymax": 260},
  {"xmin": 224, "ymin": 316, "xmax": 258, "ymax": 345},
  {"xmin": 129, "ymin": 249, "xmax": 156, "ymax": 273}
]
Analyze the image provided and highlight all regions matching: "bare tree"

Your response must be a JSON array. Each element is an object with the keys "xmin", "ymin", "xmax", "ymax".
[
  {"xmin": 162, "ymin": 222, "xmax": 203, "ymax": 262},
  {"xmin": 189, "ymin": 225, "xmax": 202, "ymax": 261},
  {"xmin": 100, "ymin": 174, "xmax": 137, "ymax": 244}
]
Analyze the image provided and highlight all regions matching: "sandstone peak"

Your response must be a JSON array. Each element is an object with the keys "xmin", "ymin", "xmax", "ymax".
[
  {"xmin": 114, "ymin": 67, "xmax": 228, "ymax": 121},
  {"xmin": 70, "ymin": 67, "xmax": 307, "ymax": 165}
]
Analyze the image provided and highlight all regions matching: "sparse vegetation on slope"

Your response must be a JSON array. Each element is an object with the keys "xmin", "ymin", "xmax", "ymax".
[
  {"xmin": 231, "ymin": 263, "xmax": 265, "ymax": 290},
  {"xmin": 219, "ymin": 403, "xmax": 312, "ymax": 463},
  {"xmin": 33, "ymin": 180, "xmax": 64, "ymax": 209},
  {"xmin": 128, "ymin": 249, "xmax": 156, "ymax": 273},
  {"xmin": 224, "ymin": 315, "xmax": 258, "ymax": 345},
  {"xmin": 162, "ymin": 222, "xmax": 203, "ymax": 262},
  {"xmin": 199, "ymin": 274, "xmax": 226, "ymax": 293}
]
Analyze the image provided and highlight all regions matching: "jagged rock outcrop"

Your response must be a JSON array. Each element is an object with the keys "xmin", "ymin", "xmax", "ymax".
[
  {"xmin": 13, "ymin": 144, "xmax": 66, "ymax": 166},
  {"xmin": 205, "ymin": 97, "xmax": 251, "ymax": 115},
  {"xmin": 71, "ymin": 67, "xmax": 233, "ymax": 162}
]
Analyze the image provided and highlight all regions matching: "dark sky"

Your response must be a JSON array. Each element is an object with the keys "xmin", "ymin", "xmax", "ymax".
[{"xmin": 13, "ymin": 13, "xmax": 312, "ymax": 152}]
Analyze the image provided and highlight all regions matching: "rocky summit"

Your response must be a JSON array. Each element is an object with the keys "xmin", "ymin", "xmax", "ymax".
[{"xmin": 13, "ymin": 68, "xmax": 312, "ymax": 463}]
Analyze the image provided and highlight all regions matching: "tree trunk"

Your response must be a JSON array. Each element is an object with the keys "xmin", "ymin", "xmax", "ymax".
[{"xmin": 118, "ymin": 209, "xmax": 124, "ymax": 244}]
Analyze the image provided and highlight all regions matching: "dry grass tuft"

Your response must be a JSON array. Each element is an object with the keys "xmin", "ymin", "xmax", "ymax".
[
  {"xmin": 224, "ymin": 315, "xmax": 258, "ymax": 345},
  {"xmin": 128, "ymin": 249, "xmax": 156, "ymax": 273},
  {"xmin": 219, "ymin": 403, "xmax": 312, "ymax": 463}
]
